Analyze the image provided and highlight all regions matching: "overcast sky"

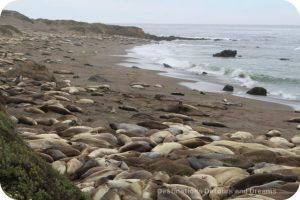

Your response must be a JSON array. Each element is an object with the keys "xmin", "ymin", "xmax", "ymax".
[{"xmin": 4, "ymin": 0, "xmax": 300, "ymax": 25}]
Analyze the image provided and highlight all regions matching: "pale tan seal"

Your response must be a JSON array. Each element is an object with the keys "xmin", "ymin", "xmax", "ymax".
[
  {"xmin": 76, "ymin": 98, "xmax": 94, "ymax": 104},
  {"xmin": 24, "ymin": 107, "xmax": 45, "ymax": 114},
  {"xmin": 151, "ymin": 142, "xmax": 184, "ymax": 155},
  {"xmin": 18, "ymin": 116, "xmax": 37, "ymax": 126},
  {"xmin": 51, "ymin": 160, "xmax": 67, "ymax": 175},
  {"xmin": 36, "ymin": 117, "xmax": 58, "ymax": 126},
  {"xmin": 66, "ymin": 158, "xmax": 83, "ymax": 177}
]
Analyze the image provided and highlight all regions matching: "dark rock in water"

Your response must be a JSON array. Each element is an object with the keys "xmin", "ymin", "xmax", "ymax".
[
  {"xmin": 84, "ymin": 63, "xmax": 93, "ymax": 66},
  {"xmin": 88, "ymin": 74, "xmax": 108, "ymax": 82},
  {"xmin": 163, "ymin": 63, "xmax": 173, "ymax": 68},
  {"xmin": 213, "ymin": 50, "xmax": 237, "ymax": 58},
  {"xmin": 202, "ymin": 72, "xmax": 208, "ymax": 75},
  {"xmin": 202, "ymin": 121, "xmax": 227, "ymax": 128},
  {"xmin": 223, "ymin": 84, "xmax": 234, "ymax": 92},
  {"xmin": 247, "ymin": 87, "xmax": 267, "ymax": 96},
  {"xmin": 132, "ymin": 66, "xmax": 140, "ymax": 69},
  {"xmin": 280, "ymin": 58, "xmax": 290, "ymax": 61}
]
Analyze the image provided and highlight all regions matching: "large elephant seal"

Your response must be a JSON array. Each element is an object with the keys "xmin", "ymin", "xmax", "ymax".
[{"xmin": 228, "ymin": 173, "xmax": 298, "ymax": 197}]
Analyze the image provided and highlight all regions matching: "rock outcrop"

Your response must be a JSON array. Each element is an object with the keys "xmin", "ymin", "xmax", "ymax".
[
  {"xmin": 247, "ymin": 87, "xmax": 268, "ymax": 96},
  {"xmin": 213, "ymin": 50, "xmax": 237, "ymax": 58}
]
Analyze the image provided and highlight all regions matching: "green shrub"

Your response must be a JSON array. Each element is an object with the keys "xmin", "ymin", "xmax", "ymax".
[
  {"xmin": 0, "ymin": 25, "xmax": 22, "ymax": 36},
  {"xmin": 0, "ymin": 112, "xmax": 91, "ymax": 200}
]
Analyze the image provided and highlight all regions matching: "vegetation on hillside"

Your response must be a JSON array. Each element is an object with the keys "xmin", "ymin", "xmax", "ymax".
[
  {"xmin": 1, "ymin": 10, "xmax": 34, "ymax": 23},
  {"xmin": 0, "ymin": 112, "xmax": 91, "ymax": 200},
  {"xmin": 0, "ymin": 25, "xmax": 22, "ymax": 36}
]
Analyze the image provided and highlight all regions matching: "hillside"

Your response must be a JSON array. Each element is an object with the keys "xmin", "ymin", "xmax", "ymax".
[
  {"xmin": 0, "ymin": 10, "xmax": 146, "ymax": 38},
  {"xmin": 0, "ymin": 111, "xmax": 91, "ymax": 200},
  {"xmin": 0, "ymin": 10, "xmax": 204, "ymax": 41}
]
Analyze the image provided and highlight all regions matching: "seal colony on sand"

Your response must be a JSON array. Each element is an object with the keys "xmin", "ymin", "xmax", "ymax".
[{"xmin": 0, "ymin": 10, "xmax": 300, "ymax": 200}]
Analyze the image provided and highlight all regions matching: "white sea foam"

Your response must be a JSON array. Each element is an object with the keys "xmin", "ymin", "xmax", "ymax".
[
  {"xmin": 270, "ymin": 91, "xmax": 298, "ymax": 100},
  {"xmin": 124, "ymin": 24, "xmax": 300, "ymax": 103}
]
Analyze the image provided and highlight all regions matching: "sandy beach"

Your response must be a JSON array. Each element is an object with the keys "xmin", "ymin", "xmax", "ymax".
[
  {"xmin": 1, "ymin": 10, "xmax": 300, "ymax": 200},
  {"xmin": 15, "ymin": 33, "xmax": 298, "ymax": 138}
]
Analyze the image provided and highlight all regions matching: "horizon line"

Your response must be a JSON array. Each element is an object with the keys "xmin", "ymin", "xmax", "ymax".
[{"xmin": 2, "ymin": 9, "xmax": 300, "ymax": 27}]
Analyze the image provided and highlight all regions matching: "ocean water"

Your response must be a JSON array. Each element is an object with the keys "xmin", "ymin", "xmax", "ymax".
[{"xmin": 119, "ymin": 24, "xmax": 300, "ymax": 109}]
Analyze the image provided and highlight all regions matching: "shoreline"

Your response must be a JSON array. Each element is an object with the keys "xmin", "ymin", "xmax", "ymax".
[
  {"xmin": 119, "ymin": 43, "xmax": 300, "ymax": 111},
  {"xmin": 108, "ymin": 42, "xmax": 300, "ymax": 137}
]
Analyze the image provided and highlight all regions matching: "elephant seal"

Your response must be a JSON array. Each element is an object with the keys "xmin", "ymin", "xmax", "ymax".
[
  {"xmin": 59, "ymin": 126, "xmax": 93, "ymax": 137},
  {"xmin": 151, "ymin": 142, "xmax": 184, "ymax": 155},
  {"xmin": 114, "ymin": 170, "xmax": 153, "ymax": 180},
  {"xmin": 44, "ymin": 148, "xmax": 67, "ymax": 161},
  {"xmin": 160, "ymin": 113, "xmax": 194, "ymax": 121},
  {"xmin": 24, "ymin": 107, "xmax": 45, "ymax": 114},
  {"xmin": 66, "ymin": 158, "xmax": 83, "ymax": 177},
  {"xmin": 228, "ymin": 174, "xmax": 298, "ymax": 197},
  {"xmin": 37, "ymin": 152, "xmax": 54, "ymax": 163},
  {"xmin": 187, "ymin": 155, "xmax": 224, "ymax": 170},
  {"xmin": 66, "ymin": 104, "xmax": 83, "ymax": 113},
  {"xmin": 137, "ymin": 121, "xmax": 169, "ymax": 130},
  {"xmin": 36, "ymin": 118, "xmax": 58, "ymax": 126},
  {"xmin": 76, "ymin": 98, "xmax": 94, "ymax": 104},
  {"xmin": 119, "ymin": 141, "xmax": 152, "ymax": 153},
  {"xmin": 51, "ymin": 160, "xmax": 66, "ymax": 175},
  {"xmin": 18, "ymin": 116, "xmax": 37, "ymax": 126},
  {"xmin": 72, "ymin": 157, "xmax": 100, "ymax": 180},
  {"xmin": 89, "ymin": 148, "xmax": 118, "ymax": 158},
  {"xmin": 110, "ymin": 123, "xmax": 149, "ymax": 136},
  {"xmin": 40, "ymin": 104, "xmax": 72, "ymax": 115}
]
